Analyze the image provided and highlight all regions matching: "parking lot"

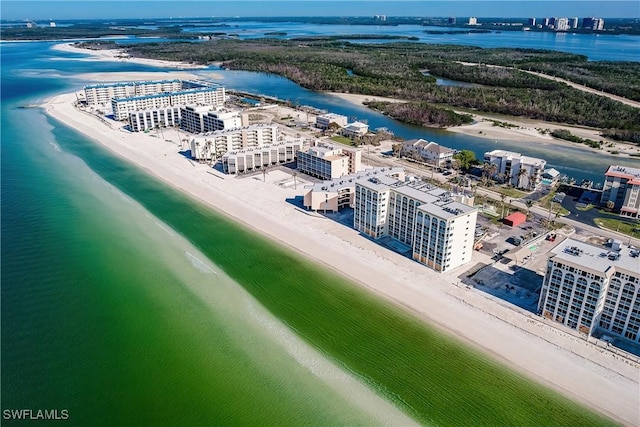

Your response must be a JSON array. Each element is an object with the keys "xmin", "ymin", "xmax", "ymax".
[{"xmin": 463, "ymin": 211, "xmax": 570, "ymax": 312}]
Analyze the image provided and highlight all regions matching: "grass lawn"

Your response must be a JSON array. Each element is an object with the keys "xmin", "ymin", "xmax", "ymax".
[
  {"xmin": 538, "ymin": 191, "xmax": 570, "ymax": 216},
  {"xmin": 495, "ymin": 187, "xmax": 528, "ymax": 199},
  {"xmin": 594, "ymin": 217, "xmax": 640, "ymax": 238},
  {"xmin": 330, "ymin": 135, "xmax": 354, "ymax": 145}
]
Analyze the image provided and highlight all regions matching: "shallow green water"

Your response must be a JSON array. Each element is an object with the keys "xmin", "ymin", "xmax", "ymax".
[
  {"xmin": 1, "ymin": 109, "xmax": 415, "ymax": 425},
  {"xmin": 26, "ymin": 115, "xmax": 615, "ymax": 427}
]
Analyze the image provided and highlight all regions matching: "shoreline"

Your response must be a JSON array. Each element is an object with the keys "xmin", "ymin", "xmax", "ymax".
[
  {"xmin": 43, "ymin": 89, "xmax": 639, "ymax": 426},
  {"xmin": 327, "ymin": 91, "xmax": 640, "ymax": 158},
  {"xmin": 52, "ymin": 42, "xmax": 208, "ymax": 69}
]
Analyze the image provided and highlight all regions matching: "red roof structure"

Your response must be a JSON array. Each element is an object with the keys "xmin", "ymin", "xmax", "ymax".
[{"xmin": 503, "ymin": 211, "xmax": 527, "ymax": 227}]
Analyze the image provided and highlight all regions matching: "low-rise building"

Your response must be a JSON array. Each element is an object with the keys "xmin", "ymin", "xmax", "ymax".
[
  {"xmin": 601, "ymin": 165, "xmax": 640, "ymax": 219},
  {"xmin": 221, "ymin": 140, "xmax": 303, "ymax": 174},
  {"xmin": 484, "ymin": 149, "xmax": 546, "ymax": 190},
  {"xmin": 354, "ymin": 177, "xmax": 477, "ymax": 272},
  {"xmin": 129, "ymin": 106, "xmax": 181, "ymax": 132},
  {"xmin": 190, "ymin": 124, "xmax": 278, "ymax": 162},
  {"xmin": 538, "ymin": 238, "xmax": 639, "ymax": 343},
  {"xmin": 297, "ymin": 141, "xmax": 362, "ymax": 180},
  {"xmin": 401, "ymin": 139, "xmax": 455, "ymax": 168},
  {"xmin": 316, "ymin": 113, "xmax": 348, "ymax": 130},
  {"xmin": 341, "ymin": 121, "xmax": 369, "ymax": 139},
  {"xmin": 303, "ymin": 167, "xmax": 405, "ymax": 212}
]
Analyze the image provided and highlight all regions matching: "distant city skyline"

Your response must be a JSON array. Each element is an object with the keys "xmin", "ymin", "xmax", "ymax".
[{"xmin": 2, "ymin": 1, "xmax": 638, "ymax": 21}]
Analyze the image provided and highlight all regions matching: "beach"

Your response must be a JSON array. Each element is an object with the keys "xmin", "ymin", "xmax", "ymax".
[
  {"xmin": 328, "ymin": 92, "xmax": 640, "ymax": 158},
  {"xmin": 52, "ymin": 42, "xmax": 209, "ymax": 69},
  {"xmin": 43, "ymin": 85, "xmax": 639, "ymax": 425}
]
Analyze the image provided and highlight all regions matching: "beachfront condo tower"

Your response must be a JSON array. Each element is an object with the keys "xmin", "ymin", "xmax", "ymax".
[
  {"xmin": 354, "ymin": 176, "xmax": 477, "ymax": 272},
  {"xmin": 538, "ymin": 238, "xmax": 640, "ymax": 343}
]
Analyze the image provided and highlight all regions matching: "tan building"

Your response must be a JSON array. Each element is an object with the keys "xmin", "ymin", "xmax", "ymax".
[
  {"xmin": 303, "ymin": 167, "xmax": 405, "ymax": 212},
  {"xmin": 297, "ymin": 141, "xmax": 362, "ymax": 180},
  {"xmin": 221, "ymin": 140, "xmax": 303, "ymax": 174}
]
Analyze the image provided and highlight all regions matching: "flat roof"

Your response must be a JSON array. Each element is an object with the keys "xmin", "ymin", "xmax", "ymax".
[
  {"xmin": 418, "ymin": 199, "xmax": 476, "ymax": 219},
  {"xmin": 550, "ymin": 238, "xmax": 640, "ymax": 276},
  {"xmin": 85, "ymin": 79, "xmax": 181, "ymax": 89},
  {"xmin": 605, "ymin": 165, "xmax": 640, "ymax": 180},
  {"xmin": 308, "ymin": 167, "xmax": 404, "ymax": 193},
  {"xmin": 113, "ymin": 87, "xmax": 223, "ymax": 103}
]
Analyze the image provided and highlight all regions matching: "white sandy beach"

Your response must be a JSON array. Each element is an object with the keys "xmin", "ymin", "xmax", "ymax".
[
  {"xmin": 53, "ymin": 42, "xmax": 208, "ymax": 69},
  {"xmin": 328, "ymin": 92, "xmax": 640, "ymax": 158},
  {"xmin": 44, "ymin": 88, "xmax": 639, "ymax": 426}
]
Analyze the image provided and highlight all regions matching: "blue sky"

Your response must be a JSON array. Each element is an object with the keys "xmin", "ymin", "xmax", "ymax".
[{"xmin": 2, "ymin": 1, "xmax": 638, "ymax": 20}]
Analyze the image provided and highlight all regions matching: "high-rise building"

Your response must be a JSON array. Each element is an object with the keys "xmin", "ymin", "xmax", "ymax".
[
  {"xmin": 555, "ymin": 18, "xmax": 570, "ymax": 31},
  {"xmin": 448, "ymin": 17, "xmax": 456, "ymax": 25},
  {"xmin": 354, "ymin": 176, "xmax": 477, "ymax": 272},
  {"xmin": 527, "ymin": 17, "xmax": 536, "ymax": 26},
  {"xmin": 538, "ymin": 238, "xmax": 640, "ymax": 343},
  {"xmin": 297, "ymin": 141, "xmax": 362, "ymax": 180},
  {"xmin": 569, "ymin": 17, "xmax": 579, "ymax": 29},
  {"xmin": 600, "ymin": 165, "xmax": 640, "ymax": 219},
  {"xmin": 468, "ymin": 17, "xmax": 477, "ymax": 25},
  {"xmin": 582, "ymin": 17, "xmax": 604, "ymax": 30}
]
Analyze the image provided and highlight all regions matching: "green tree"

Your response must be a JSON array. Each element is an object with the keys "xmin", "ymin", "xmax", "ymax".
[{"xmin": 452, "ymin": 150, "xmax": 477, "ymax": 171}]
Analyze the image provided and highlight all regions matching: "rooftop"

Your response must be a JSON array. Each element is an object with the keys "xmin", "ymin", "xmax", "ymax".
[
  {"xmin": 605, "ymin": 165, "xmax": 640, "ymax": 183},
  {"xmin": 308, "ymin": 167, "xmax": 405, "ymax": 193},
  {"xmin": 550, "ymin": 238, "xmax": 640, "ymax": 276},
  {"xmin": 85, "ymin": 79, "xmax": 181, "ymax": 90}
]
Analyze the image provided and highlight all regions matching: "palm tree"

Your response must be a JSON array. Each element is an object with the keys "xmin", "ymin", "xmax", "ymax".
[
  {"xmin": 262, "ymin": 167, "xmax": 269, "ymax": 182},
  {"xmin": 500, "ymin": 193, "xmax": 507, "ymax": 219},
  {"xmin": 525, "ymin": 199, "xmax": 534, "ymax": 218},
  {"xmin": 292, "ymin": 171, "xmax": 298, "ymax": 190},
  {"xmin": 516, "ymin": 167, "xmax": 529, "ymax": 189}
]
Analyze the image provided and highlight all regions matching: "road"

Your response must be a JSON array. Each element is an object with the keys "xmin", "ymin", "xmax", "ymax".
[
  {"xmin": 364, "ymin": 151, "xmax": 640, "ymax": 247},
  {"xmin": 456, "ymin": 61, "xmax": 640, "ymax": 109}
]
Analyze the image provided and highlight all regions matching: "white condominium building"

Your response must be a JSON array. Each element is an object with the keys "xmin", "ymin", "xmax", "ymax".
[
  {"xmin": 84, "ymin": 79, "xmax": 184, "ymax": 106},
  {"xmin": 112, "ymin": 87, "xmax": 226, "ymax": 121},
  {"xmin": 129, "ymin": 106, "xmax": 181, "ymax": 132},
  {"xmin": 484, "ymin": 149, "xmax": 546, "ymax": 189},
  {"xmin": 316, "ymin": 113, "xmax": 348, "ymax": 130},
  {"xmin": 538, "ymin": 239, "xmax": 639, "ymax": 343},
  {"xmin": 180, "ymin": 105, "xmax": 246, "ymax": 134},
  {"xmin": 303, "ymin": 167, "xmax": 405, "ymax": 213},
  {"xmin": 190, "ymin": 124, "xmax": 278, "ymax": 162},
  {"xmin": 297, "ymin": 141, "xmax": 362, "ymax": 180},
  {"xmin": 221, "ymin": 140, "xmax": 303, "ymax": 174},
  {"xmin": 601, "ymin": 165, "xmax": 640, "ymax": 219},
  {"xmin": 341, "ymin": 121, "xmax": 369, "ymax": 139},
  {"xmin": 354, "ymin": 177, "xmax": 477, "ymax": 272},
  {"xmin": 401, "ymin": 139, "xmax": 455, "ymax": 168}
]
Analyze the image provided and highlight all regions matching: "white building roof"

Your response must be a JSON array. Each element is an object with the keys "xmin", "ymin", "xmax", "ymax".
[{"xmin": 550, "ymin": 238, "xmax": 640, "ymax": 276}]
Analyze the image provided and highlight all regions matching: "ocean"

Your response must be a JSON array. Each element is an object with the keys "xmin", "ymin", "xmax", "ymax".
[{"xmin": 0, "ymin": 35, "xmax": 628, "ymax": 426}]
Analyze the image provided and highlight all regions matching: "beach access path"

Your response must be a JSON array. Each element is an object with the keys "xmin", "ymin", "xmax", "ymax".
[{"xmin": 44, "ymin": 88, "xmax": 639, "ymax": 426}]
